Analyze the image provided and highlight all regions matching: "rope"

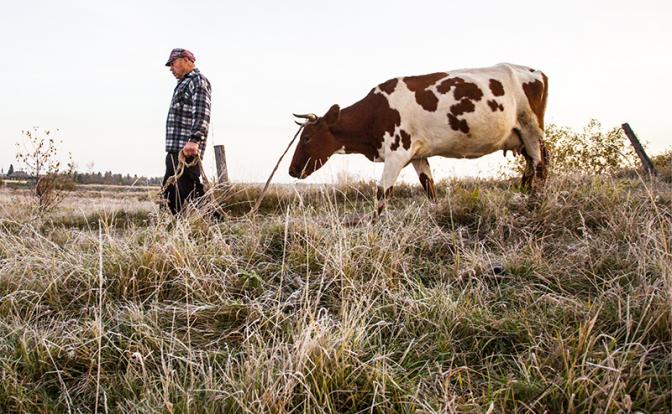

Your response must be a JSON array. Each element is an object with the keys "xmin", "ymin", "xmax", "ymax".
[
  {"xmin": 158, "ymin": 150, "xmax": 214, "ymax": 207},
  {"xmin": 160, "ymin": 150, "xmax": 201, "ymax": 195},
  {"xmin": 249, "ymin": 125, "xmax": 304, "ymax": 215}
]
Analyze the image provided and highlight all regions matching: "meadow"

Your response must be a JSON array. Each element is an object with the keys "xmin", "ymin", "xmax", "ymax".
[{"xmin": 0, "ymin": 163, "xmax": 670, "ymax": 413}]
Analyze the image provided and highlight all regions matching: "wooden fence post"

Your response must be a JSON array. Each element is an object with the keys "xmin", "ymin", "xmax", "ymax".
[
  {"xmin": 621, "ymin": 123, "xmax": 657, "ymax": 176},
  {"xmin": 214, "ymin": 145, "xmax": 230, "ymax": 184}
]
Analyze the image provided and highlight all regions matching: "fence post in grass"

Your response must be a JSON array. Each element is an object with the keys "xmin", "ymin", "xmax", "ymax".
[
  {"xmin": 214, "ymin": 144, "xmax": 230, "ymax": 185},
  {"xmin": 622, "ymin": 123, "xmax": 657, "ymax": 176}
]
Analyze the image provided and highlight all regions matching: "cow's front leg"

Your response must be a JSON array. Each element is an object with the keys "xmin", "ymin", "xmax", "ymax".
[
  {"xmin": 375, "ymin": 157, "xmax": 407, "ymax": 217},
  {"xmin": 412, "ymin": 158, "xmax": 437, "ymax": 201}
]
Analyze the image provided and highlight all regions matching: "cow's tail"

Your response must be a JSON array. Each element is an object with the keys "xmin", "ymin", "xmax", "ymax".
[
  {"xmin": 538, "ymin": 72, "xmax": 549, "ymax": 179},
  {"xmin": 538, "ymin": 72, "xmax": 549, "ymax": 131}
]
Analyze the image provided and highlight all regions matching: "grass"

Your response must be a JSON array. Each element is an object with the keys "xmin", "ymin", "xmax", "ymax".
[{"xmin": 0, "ymin": 170, "xmax": 670, "ymax": 413}]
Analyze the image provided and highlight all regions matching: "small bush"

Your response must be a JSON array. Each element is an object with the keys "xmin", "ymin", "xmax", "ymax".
[
  {"xmin": 15, "ymin": 128, "xmax": 74, "ymax": 214},
  {"xmin": 651, "ymin": 149, "xmax": 672, "ymax": 182},
  {"xmin": 506, "ymin": 120, "xmax": 639, "ymax": 177}
]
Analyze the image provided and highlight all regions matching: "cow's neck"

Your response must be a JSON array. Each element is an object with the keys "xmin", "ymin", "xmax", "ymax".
[{"xmin": 330, "ymin": 93, "xmax": 382, "ymax": 161}]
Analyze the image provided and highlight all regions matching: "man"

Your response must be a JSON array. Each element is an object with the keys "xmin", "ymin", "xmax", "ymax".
[{"xmin": 162, "ymin": 48, "xmax": 212, "ymax": 214}]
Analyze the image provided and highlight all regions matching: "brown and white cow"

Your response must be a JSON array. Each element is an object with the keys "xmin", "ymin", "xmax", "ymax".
[{"xmin": 289, "ymin": 63, "xmax": 549, "ymax": 214}]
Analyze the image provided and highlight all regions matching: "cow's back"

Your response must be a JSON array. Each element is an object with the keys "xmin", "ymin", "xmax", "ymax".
[{"xmin": 374, "ymin": 63, "xmax": 545, "ymax": 160}]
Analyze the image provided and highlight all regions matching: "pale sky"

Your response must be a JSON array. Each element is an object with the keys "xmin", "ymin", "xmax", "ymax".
[{"xmin": 1, "ymin": 0, "xmax": 670, "ymax": 183}]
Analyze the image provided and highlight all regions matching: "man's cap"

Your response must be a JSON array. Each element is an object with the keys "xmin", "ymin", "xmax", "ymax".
[{"xmin": 165, "ymin": 48, "xmax": 196, "ymax": 66}]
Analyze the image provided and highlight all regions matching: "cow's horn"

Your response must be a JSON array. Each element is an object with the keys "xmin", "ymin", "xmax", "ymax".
[{"xmin": 293, "ymin": 113, "xmax": 318, "ymax": 122}]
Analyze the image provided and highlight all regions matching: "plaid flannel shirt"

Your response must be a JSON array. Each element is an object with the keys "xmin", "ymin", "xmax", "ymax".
[{"xmin": 165, "ymin": 68, "xmax": 211, "ymax": 154}]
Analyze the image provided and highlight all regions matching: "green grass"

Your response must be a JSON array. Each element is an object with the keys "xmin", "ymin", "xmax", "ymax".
[{"xmin": 0, "ymin": 172, "xmax": 670, "ymax": 413}]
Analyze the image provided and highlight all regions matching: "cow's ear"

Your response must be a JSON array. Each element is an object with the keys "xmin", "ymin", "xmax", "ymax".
[{"xmin": 324, "ymin": 104, "xmax": 340, "ymax": 126}]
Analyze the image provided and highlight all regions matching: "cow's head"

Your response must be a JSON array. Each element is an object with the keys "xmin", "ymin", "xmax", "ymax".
[{"xmin": 288, "ymin": 104, "xmax": 342, "ymax": 179}]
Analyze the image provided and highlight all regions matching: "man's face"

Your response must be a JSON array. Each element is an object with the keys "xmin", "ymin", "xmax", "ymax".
[{"xmin": 169, "ymin": 58, "xmax": 192, "ymax": 79}]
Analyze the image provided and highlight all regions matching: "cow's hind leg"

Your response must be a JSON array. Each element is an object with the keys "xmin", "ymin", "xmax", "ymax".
[
  {"xmin": 518, "ymin": 117, "xmax": 548, "ymax": 191},
  {"xmin": 412, "ymin": 158, "xmax": 437, "ymax": 201},
  {"xmin": 519, "ymin": 72, "xmax": 549, "ymax": 191}
]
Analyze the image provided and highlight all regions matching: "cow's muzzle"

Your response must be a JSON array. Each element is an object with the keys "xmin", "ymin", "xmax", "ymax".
[
  {"xmin": 289, "ymin": 166, "xmax": 307, "ymax": 179},
  {"xmin": 289, "ymin": 167, "xmax": 300, "ymax": 178}
]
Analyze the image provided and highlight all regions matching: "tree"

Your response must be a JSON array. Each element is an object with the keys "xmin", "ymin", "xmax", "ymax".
[
  {"xmin": 7, "ymin": 164, "xmax": 14, "ymax": 176},
  {"xmin": 15, "ymin": 128, "xmax": 74, "ymax": 213}
]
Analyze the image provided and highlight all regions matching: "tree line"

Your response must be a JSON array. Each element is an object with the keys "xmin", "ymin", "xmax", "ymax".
[
  {"xmin": 3, "ymin": 166, "xmax": 162, "ymax": 187},
  {"xmin": 71, "ymin": 171, "xmax": 162, "ymax": 186}
]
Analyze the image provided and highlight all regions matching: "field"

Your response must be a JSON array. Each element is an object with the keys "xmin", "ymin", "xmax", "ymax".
[{"xmin": 0, "ymin": 170, "xmax": 670, "ymax": 413}]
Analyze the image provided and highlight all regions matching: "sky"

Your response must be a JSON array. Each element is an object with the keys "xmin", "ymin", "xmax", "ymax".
[{"xmin": 1, "ymin": 0, "xmax": 670, "ymax": 184}]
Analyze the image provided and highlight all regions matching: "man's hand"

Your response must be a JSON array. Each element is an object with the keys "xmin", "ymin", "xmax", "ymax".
[{"xmin": 183, "ymin": 141, "xmax": 200, "ymax": 157}]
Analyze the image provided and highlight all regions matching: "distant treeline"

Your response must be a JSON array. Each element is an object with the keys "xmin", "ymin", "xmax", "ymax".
[
  {"xmin": 1, "ymin": 171, "xmax": 162, "ymax": 186},
  {"xmin": 72, "ymin": 171, "xmax": 162, "ymax": 186}
]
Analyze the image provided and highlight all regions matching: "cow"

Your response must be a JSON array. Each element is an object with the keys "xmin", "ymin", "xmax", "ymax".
[{"xmin": 289, "ymin": 63, "xmax": 549, "ymax": 215}]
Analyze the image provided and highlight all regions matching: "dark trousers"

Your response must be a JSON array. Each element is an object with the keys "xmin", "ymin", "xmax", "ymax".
[{"xmin": 162, "ymin": 152, "xmax": 204, "ymax": 215}]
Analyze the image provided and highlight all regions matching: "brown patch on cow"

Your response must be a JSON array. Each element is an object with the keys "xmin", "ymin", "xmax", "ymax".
[
  {"xmin": 376, "ymin": 186, "xmax": 393, "ymax": 200},
  {"xmin": 522, "ymin": 73, "xmax": 548, "ymax": 129},
  {"xmin": 454, "ymin": 82, "xmax": 483, "ymax": 101},
  {"xmin": 489, "ymin": 79, "xmax": 505, "ymax": 97},
  {"xmin": 379, "ymin": 78, "xmax": 398, "ymax": 95},
  {"xmin": 436, "ymin": 77, "xmax": 462, "ymax": 94},
  {"xmin": 487, "ymin": 99, "xmax": 504, "ymax": 112},
  {"xmin": 403, "ymin": 72, "xmax": 447, "ymax": 91},
  {"xmin": 437, "ymin": 76, "xmax": 482, "ymax": 134},
  {"xmin": 376, "ymin": 100, "xmax": 401, "ymax": 141},
  {"xmin": 376, "ymin": 185, "xmax": 395, "ymax": 216},
  {"xmin": 450, "ymin": 98, "xmax": 475, "ymax": 116},
  {"xmin": 415, "ymin": 90, "xmax": 439, "ymax": 111},
  {"xmin": 403, "ymin": 72, "xmax": 447, "ymax": 112},
  {"xmin": 400, "ymin": 130, "xmax": 411, "ymax": 150},
  {"xmin": 418, "ymin": 173, "xmax": 437, "ymax": 200},
  {"xmin": 437, "ymin": 77, "xmax": 483, "ymax": 102},
  {"xmin": 448, "ymin": 113, "xmax": 469, "ymax": 134},
  {"xmin": 419, "ymin": 173, "xmax": 429, "ymax": 188},
  {"xmin": 390, "ymin": 134, "xmax": 401, "ymax": 151},
  {"xmin": 331, "ymin": 90, "xmax": 401, "ymax": 161}
]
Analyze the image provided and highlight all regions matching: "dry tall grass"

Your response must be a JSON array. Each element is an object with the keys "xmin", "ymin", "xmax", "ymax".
[{"xmin": 0, "ymin": 170, "xmax": 670, "ymax": 413}]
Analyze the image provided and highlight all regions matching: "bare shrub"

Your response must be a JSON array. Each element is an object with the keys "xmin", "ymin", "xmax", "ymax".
[
  {"xmin": 15, "ymin": 127, "xmax": 74, "ymax": 213},
  {"xmin": 506, "ymin": 120, "xmax": 639, "ymax": 177},
  {"xmin": 651, "ymin": 149, "xmax": 672, "ymax": 182}
]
